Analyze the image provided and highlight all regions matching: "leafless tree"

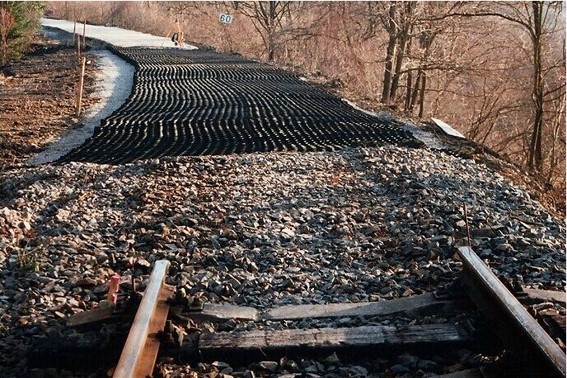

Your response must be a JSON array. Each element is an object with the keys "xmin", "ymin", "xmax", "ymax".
[
  {"xmin": 484, "ymin": 2, "xmax": 565, "ymax": 173},
  {"xmin": 0, "ymin": 7, "xmax": 15, "ymax": 63},
  {"xmin": 424, "ymin": 1, "xmax": 564, "ymax": 173},
  {"xmin": 231, "ymin": 1, "xmax": 294, "ymax": 61}
]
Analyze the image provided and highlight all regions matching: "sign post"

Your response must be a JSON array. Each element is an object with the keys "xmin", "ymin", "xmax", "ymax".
[
  {"xmin": 219, "ymin": 13, "xmax": 233, "ymax": 24},
  {"xmin": 219, "ymin": 13, "xmax": 234, "ymax": 52}
]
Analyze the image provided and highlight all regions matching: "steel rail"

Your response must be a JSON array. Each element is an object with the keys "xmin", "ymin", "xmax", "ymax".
[
  {"xmin": 458, "ymin": 246, "xmax": 566, "ymax": 377},
  {"xmin": 113, "ymin": 260, "xmax": 172, "ymax": 378}
]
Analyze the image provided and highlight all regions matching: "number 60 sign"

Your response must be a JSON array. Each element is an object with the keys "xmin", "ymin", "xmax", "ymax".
[{"xmin": 219, "ymin": 13, "xmax": 233, "ymax": 24}]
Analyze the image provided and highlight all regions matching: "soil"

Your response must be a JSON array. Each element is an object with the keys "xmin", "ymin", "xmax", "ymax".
[{"xmin": 0, "ymin": 35, "xmax": 98, "ymax": 169}]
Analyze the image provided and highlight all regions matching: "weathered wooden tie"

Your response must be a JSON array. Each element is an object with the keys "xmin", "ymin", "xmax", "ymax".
[
  {"xmin": 458, "ymin": 246, "xmax": 566, "ymax": 378},
  {"xmin": 174, "ymin": 292, "xmax": 450, "ymax": 323},
  {"xmin": 521, "ymin": 288, "xmax": 566, "ymax": 305},
  {"xmin": 265, "ymin": 292, "xmax": 447, "ymax": 320},
  {"xmin": 194, "ymin": 323, "xmax": 472, "ymax": 362}
]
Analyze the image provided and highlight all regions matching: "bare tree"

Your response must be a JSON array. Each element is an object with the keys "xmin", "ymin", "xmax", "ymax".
[
  {"xmin": 379, "ymin": 2, "xmax": 397, "ymax": 104},
  {"xmin": 367, "ymin": 2, "xmax": 468, "ymax": 111},
  {"xmin": 231, "ymin": 1, "xmax": 294, "ymax": 61},
  {"xmin": 424, "ymin": 1, "xmax": 564, "ymax": 173},
  {"xmin": 0, "ymin": 7, "xmax": 15, "ymax": 63},
  {"xmin": 485, "ymin": 2, "xmax": 564, "ymax": 172}
]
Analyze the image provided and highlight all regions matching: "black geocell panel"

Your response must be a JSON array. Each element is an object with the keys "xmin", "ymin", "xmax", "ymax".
[{"xmin": 58, "ymin": 47, "xmax": 423, "ymax": 164}]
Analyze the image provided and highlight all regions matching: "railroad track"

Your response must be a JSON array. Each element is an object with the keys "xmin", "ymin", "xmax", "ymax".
[
  {"xmin": 57, "ymin": 47, "xmax": 421, "ymax": 165},
  {"xmin": 28, "ymin": 248, "xmax": 565, "ymax": 377}
]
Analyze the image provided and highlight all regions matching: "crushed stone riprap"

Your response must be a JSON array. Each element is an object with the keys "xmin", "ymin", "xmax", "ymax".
[{"xmin": 0, "ymin": 146, "xmax": 564, "ymax": 375}]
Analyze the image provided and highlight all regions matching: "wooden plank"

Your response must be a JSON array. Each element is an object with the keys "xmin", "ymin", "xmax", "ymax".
[
  {"xmin": 435, "ymin": 368, "xmax": 483, "ymax": 378},
  {"xmin": 199, "ymin": 324, "xmax": 470, "ymax": 352},
  {"xmin": 181, "ymin": 294, "xmax": 444, "ymax": 323},
  {"xmin": 184, "ymin": 303, "xmax": 259, "ymax": 322},
  {"xmin": 522, "ymin": 288, "xmax": 566, "ymax": 305},
  {"xmin": 458, "ymin": 247, "xmax": 566, "ymax": 378},
  {"xmin": 113, "ymin": 260, "xmax": 170, "ymax": 378},
  {"xmin": 69, "ymin": 293, "xmax": 448, "ymax": 327},
  {"xmin": 266, "ymin": 293, "xmax": 445, "ymax": 320},
  {"xmin": 67, "ymin": 304, "xmax": 141, "ymax": 329},
  {"xmin": 67, "ymin": 307, "xmax": 115, "ymax": 328},
  {"xmin": 431, "ymin": 117, "xmax": 466, "ymax": 138}
]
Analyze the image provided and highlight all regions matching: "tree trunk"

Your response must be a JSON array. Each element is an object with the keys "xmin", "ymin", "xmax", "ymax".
[
  {"xmin": 266, "ymin": 2, "xmax": 275, "ymax": 61},
  {"xmin": 528, "ymin": 1, "xmax": 544, "ymax": 172},
  {"xmin": 380, "ymin": 4, "xmax": 397, "ymax": 104},
  {"xmin": 267, "ymin": 34, "xmax": 275, "ymax": 61},
  {"xmin": 404, "ymin": 33, "xmax": 414, "ymax": 112},
  {"xmin": 405, "ymin": 70, "xmax": 413, "ymax": 112},
  {"xmin": 389, "ymin": 36, "xmax": 408, "ymax": 103},
  {"xmin": 410, "ymin": 69, "xmax": 422, "ymax": 112},
  {"xmin": 418, "ymin": 72, "xmax": 426, "ymax": 118},
  {"xmin": 390, "ymin": 3, "xmax": 414, "ymax": 103}
]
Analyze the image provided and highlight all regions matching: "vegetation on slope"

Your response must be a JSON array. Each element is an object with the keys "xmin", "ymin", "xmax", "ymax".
[{"xmin": 0, "ymin": 1, "xmax": 45, "ymax": 63}]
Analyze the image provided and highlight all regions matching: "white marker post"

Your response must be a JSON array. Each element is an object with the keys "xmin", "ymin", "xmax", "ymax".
[
  {"xmin": 219, "ymin": 13, "xmax": 234, "ymax": 52},
  {"xmin": 219, "ymin": 13, "xmax": 233, "ymax": 24}
]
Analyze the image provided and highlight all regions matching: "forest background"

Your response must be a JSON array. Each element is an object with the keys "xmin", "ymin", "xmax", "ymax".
[{"xmin": 2, "ymin": 1, "xmax": 566, "ymax": 212}]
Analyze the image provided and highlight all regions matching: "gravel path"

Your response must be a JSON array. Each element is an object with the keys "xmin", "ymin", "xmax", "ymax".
[
  {"xmin": 27, "ymin": 48, "xmax": 135, "ymax": 165},
  {"xmin": 42, "ymin": 18, "xmax": 197, "ymax": 49},
  {"xmin": 0, "ymin": 146, "xmax": 564, "ymax": 375}
]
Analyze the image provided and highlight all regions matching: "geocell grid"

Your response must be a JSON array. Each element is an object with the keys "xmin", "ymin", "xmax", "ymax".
[{"xmin": 58, "ymin": 47, "xmax": 422, "ymax": 164}]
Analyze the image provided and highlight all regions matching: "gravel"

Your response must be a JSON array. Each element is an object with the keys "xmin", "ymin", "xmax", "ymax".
[
  {"xmin": 0, "ymin": 146, "xmax": 564, "ymax": 376},
  {"xmin": 42, "ymin": 18, "xmax": 198, "ymax": 49}
]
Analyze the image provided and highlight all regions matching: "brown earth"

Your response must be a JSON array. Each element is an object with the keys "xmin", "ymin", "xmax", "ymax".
[{"xmin": 0, "ymin": 35, "xmax": 98, "ymax": 169}]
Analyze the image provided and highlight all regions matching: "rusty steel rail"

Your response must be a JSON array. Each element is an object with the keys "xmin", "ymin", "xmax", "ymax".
[
  {"xmin": 458, "ymin": 246, "xmax": 566, "ymax": 378},
  {"xmin": 113, "ymin": 260, "xmax": 172, "ymax": 378}
]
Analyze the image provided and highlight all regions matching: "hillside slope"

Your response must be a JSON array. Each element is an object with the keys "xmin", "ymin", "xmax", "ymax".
[{"xmin": 0, "ymin": 21, "xmax": 564, "ymax": 377}]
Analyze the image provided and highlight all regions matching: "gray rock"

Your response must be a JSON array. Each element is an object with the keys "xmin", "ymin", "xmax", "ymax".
[
  {"xmin": 0, "ymin": 146, "xmax": 564, "ymax": 376},
  {"xmin": 397, "ymin": 353, "xmax": 419, "ymax": 368},
  {"xmin": 258, "ymin": 361, "xmax": 279, "ymax": 372},
  {"xmin": 390, "ymin": 364, "xmax": 411, "ymax": 374},
  {"xmin": 417, "ymin": 359, "xmax": 439, "ymax": 371},
  {"xmin": 495, "ymin": 243, "xmax": 513, "ymax": 252},
  {"xmin": 348, "ymin": 365, "xmax": 368, "ymax": 376},
  {"xmin": 323, "ymin": 352, "xmax": 340, "ymax": 365}
]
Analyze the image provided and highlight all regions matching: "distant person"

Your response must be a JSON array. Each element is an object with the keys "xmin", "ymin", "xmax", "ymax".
[
  {"xmin": 171, "ymin": 32, "xmax": 179, "ymax": 45},
  {"xmin": 171, "ymin": 32, "xmax": 183, "ymax": 46}
]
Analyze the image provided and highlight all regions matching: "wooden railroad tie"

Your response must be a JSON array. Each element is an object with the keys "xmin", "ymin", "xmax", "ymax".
[{"xmin": 56, "ymin": 254, "xmax": 566, "ymax": 376}]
